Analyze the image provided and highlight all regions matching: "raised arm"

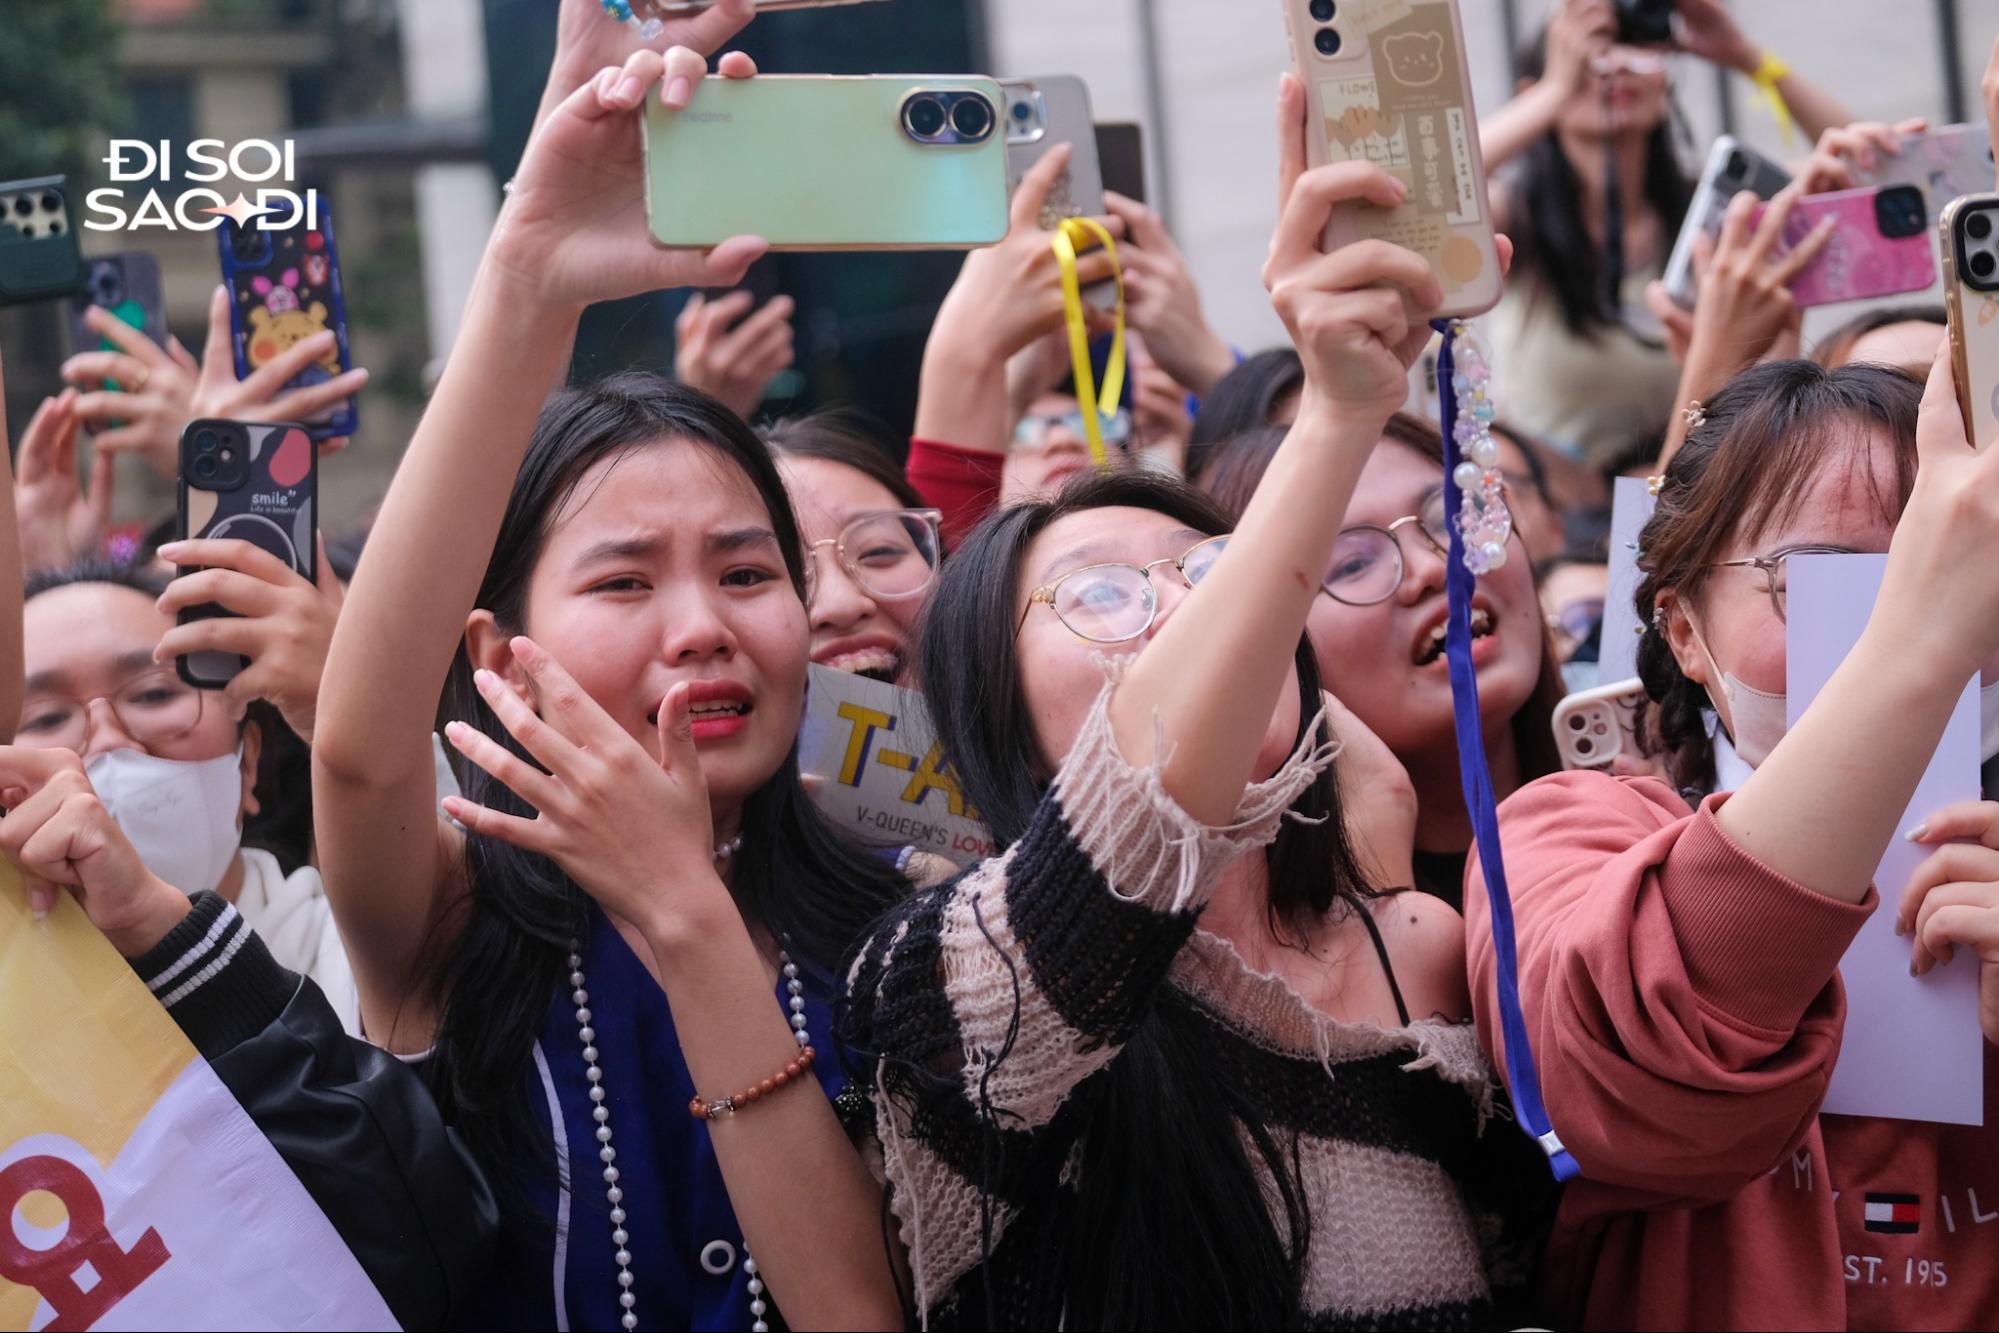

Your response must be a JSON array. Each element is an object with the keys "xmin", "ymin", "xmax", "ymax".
[
  {"xmin": 1674, "ymin": 0, "xmax": 1851, "ymax": 141},
  {"xmin": 0, "ymin": 354, "xmax": 27, "ymax": 740},
  {"xmin": 312, "ymin": 48, "xmax": 763, "ymax": 1048},
  {"xmin": 1107, "ymin": 73, "xmax": 1444, "ymax": 825},
  {"xmin": 1479, "ymin": 0, "xmax": 1613, "ymax": 218}
]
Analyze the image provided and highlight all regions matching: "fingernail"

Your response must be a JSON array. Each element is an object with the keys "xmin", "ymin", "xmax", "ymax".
[
  {"xmin": 1905, "ymin": 822, "xmax": 1927, "ymax": 841},
  {"xmin": 156, "ymin": 541, "xmax": 184, "ymax": 558},
  {"xmin": 473, "ymin": 668, "xmax": 497, "ymax": 690},
  {"xmin": 1911, "ymin": 961, "xmax": 1920, "ymax": 976},
  {"xmin": 617, "ymin": 75, "xmax": 644, "ymax": 103},
  {"xmin": 667, "ymin": 76, "xmax": 691, "ymax": 105}
]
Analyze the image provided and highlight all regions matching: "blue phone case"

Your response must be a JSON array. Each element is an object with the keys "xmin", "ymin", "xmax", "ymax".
[{"xmin": 216, "ymin": 199, "xmax": 356, "ymax": 439}]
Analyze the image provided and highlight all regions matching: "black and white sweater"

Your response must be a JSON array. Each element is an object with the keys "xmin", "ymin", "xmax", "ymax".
[{"xmin": 843, "ymin": 685, "xmax": 1554, "ymax": 1329}]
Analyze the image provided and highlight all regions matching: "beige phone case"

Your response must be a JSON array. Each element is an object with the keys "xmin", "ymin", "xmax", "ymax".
[
  {"xmin": 1941, "ymin": 195, "xmax": 1999, "ymax": 449},
  {"xmin": 1283, "ymin": 0, "xmax": 1502, "ymax": 318}
]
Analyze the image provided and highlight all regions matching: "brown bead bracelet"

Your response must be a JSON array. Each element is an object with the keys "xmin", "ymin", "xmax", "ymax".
[{"xmin": 688, "ymin": 1044, "xmax": 817, "ymax": 1120}]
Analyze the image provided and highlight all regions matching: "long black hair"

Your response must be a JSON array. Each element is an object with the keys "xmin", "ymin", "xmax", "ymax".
[
  {"xmin": 24, "ymin": 558, "xmax": 311, "ymax": 871},
  {"xmin": 1186, "ymin": 347, "xmax": 1303, "ymax": 484},
  {"xmin": 424, "ymin": 373, "xmax": 910, "ymax": 1183},
  {"xmin": 909, "ymin": 471, "xmax": 1376, "ymax": 1326},
  {"xmin": 1506, "ymin": 27, "xmax": 1694, "ymax": 337}
]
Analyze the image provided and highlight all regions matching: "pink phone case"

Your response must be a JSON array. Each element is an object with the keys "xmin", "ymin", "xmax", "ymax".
[{"xmin": 1756, "ymin": 187, "xmax": 1938, "ymax": 308}]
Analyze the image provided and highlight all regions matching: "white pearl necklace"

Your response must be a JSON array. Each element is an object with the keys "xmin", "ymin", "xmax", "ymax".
[{"xmin": 565, "ymin": 829, "xmax": 797, "ymax": 1333}]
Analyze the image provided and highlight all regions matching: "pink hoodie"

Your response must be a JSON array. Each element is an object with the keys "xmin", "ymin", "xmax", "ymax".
[{"xmin": 1466, "ymin": 769, "xmax": 1999, "ymax": 1330}]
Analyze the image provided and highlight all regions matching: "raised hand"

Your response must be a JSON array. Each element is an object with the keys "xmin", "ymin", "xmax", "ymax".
[
  {"xmin": 491, "ymin": 45, "xmax": 768, "ymax": 317},
  {"xmin": 675, "ymin": 290, "xmax": 796, "ymax": 418},
  {"xmin": 0, "ymin": 746, "xmax": 189, "ymax": 956},
  {"xmin": 153, "ymin": 535, "xmax": 344, "ymax": 743},
  {"xmin": 1901, "ymin": 801, "xmax": 1999, "ymax": 1045},
  {"xmin": 441, "ymin": 636, "xmax": 721, "ymax": 941},
  {"xmin": 537, "ymin": 0, "xmax": 755, "ymax": 130},
  {"xmin": 1266, "ymin": 73, "xmax": 1443, "ymax": 428},
  {"xmin": 1105, "ymin": 193, "xmax": 1235, "ymax": 395},
  {"xmin": 64, "ymin": 285, "xmax": 369, "ymax": 469},
  {"xmin": 14, "ymin": 389, "xmax": 114, "ymax": 571},
  {"xmin": 1793, "ymin": 118, "xmax": 1930, "ymax": 194}
]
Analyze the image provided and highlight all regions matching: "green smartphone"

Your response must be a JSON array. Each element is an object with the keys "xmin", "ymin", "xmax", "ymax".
[{"xmin": 642, "ymin": 76, "xmax": 1010, "ymax": 252}]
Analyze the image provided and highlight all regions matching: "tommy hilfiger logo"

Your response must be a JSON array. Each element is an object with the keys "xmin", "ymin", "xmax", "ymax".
[{"xmin": 1864, "ymin": 1193, "xmax": 1921, "ymax": 1235}]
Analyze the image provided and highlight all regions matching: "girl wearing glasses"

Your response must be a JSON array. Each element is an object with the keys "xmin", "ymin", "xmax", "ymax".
[
  {"xmin": 1466, "ymin": 355, "xmax": 1999, "ymax": 1328},
  {"xmin": 841, "ymin": 79, "xmax": 1555, "ymax": 1331},
  {"xmin": 766, "ymin": 413, "xmax": 943, "ymax": 688},
  {"xmin": 11, "ymin": 550, "xmax": 351, "ymax": 1023},
  {"xmin": 1201, "ymin": 413, "xmax": 1565, "ymax": 910}
]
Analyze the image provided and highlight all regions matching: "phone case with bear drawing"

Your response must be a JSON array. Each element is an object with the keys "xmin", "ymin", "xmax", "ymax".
[
  {"xmin": 216, "ymin": 199, "xmax": 356, "ymax": 440},
  {"xmin": 1284, "ymin": 0, "xmax": 1502, "ymax": 318}
]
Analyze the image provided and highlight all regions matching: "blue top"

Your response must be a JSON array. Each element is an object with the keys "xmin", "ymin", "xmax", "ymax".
[{"xmin": 458, "ymin": 906, "xmax": 845, "ymax": 1332}]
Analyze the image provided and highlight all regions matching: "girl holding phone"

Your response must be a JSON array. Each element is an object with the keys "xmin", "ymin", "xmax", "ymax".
[
  {"xmin": 840, "ymin": 74, "xmax": 1555, "ymax": 1331},
  {"xmin": 311, "ymin": 27, "xmax": 907, "ymax": 1331}
]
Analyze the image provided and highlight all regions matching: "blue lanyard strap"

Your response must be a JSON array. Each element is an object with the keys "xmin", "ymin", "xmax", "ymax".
[{"xmin": 1433, "ymin": 319, "xmax": 1581, "ymax": 1183}]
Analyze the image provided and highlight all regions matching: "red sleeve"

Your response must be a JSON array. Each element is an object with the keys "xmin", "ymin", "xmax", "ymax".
[
  {"xmin": 906, "ymin": 436, "xmax": 1005, "ymax": 550},
  {"xmin": 1465, "ymin": 770, "xmax": 1873, "ymax": 1208}
]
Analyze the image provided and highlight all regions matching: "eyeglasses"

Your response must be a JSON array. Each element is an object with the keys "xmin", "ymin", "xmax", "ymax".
[
  {"xmin": 17, "ymin": 666, "xmax": 208, "ymax": 753},
  {"xmin": 1018, "ymin": 535, "xmax": 1229, "ymax": 643},
  {"xmin": 1324, "ymin": 490, "xmax": 1457, "ymax": 606},
  {"xmin": 1709, "ymin": 544, "xmax": 1856, "ymax": 623},
  {"xmin": 1548, "ymin": 597, "xmax": 1605, "ymax": 643},
  {"xmin": 802, "ymin": 508, "xmax": 945, "ymax": 605},
  {"xmin": 1013, "ymin": 408, "xmax": 1133, "ymax": 453}
]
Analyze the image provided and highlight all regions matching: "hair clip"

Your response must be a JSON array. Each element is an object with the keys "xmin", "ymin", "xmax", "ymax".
[
  {"xmin": 1646, "ymin": 473, "xmax": 1665, "ymax": 497},
  {"xmin": 1681, "ymin": 400, "xmax": 1707, "ymax": 431}
]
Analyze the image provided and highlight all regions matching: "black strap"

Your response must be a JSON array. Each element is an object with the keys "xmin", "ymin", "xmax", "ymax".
[{"xmin": 1355, "ymin": 899, "xmax": 1412, "ymax": 1028}]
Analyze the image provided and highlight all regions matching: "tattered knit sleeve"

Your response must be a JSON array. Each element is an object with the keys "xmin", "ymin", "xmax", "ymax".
[{"xmin": 840, "ymin": 677, "xmax": 1333, "ymax": 1318}]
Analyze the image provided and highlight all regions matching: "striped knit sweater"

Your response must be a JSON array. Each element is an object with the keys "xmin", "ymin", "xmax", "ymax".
[{"xmin": 843, "ymin": 683, "xmax": 1553, "ymax": 1329}]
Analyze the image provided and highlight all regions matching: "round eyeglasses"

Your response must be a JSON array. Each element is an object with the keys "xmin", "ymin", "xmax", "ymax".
[
  {"xmin": 1017, "ymin": 536, "xmax": 1229, "ymax": 643},
  {"xmin": 802, "ymin": 508, "xmax": 945, "ymax": 605},
  {"xmin": 1709, "ymin": 544, "xmax": 1856, "ymax": 623},
  {"xmin": 1323, "ymin": 490, "xmax": 1456, "ymax": 606},
  {"xmin": 18, "ymin": 665, "xmax": 209, "ymax": 754}
]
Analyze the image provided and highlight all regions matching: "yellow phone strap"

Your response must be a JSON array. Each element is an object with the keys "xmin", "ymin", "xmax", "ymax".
[
  {"xmin": 1051, "ymin": 216, "xmax": 1127, "ymax": 473},
  {"xmin": 1749, "ymin": 51, "xmax": 1798, "ymax": 148}
]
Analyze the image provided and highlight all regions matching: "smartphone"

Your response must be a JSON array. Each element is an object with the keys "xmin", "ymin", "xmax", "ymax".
[
  {"xmin": 1096, "ymin": 122, "xmax": 1147, "ymax": 204},
  {"xmin": 175, "ymin": 419, "xmax": 318, "ymax": 689},
  {"xmin": 1753, "ymin": 184, "xmax": 1935, "ymax": 309},
  {"xmin": 1283, "ymin": 0, "xmax": 1503, "ymax": 319},
  {"xmin": 1002, "ymin": 76, "xmax": 1114, "ymax": 310},
  {"xmin": 1941, "ymin": 193, "xmax": 1999, "ymax": 448},
  {"xmin": 68, "ymin": 252, "xmax": 168, "ymax": 363},
  {"xmin": 0, "ymin": 175, "xmax": 84, "ymax": 307},
  {"xmin": 642, "ymin": 76, "xmax": 1009, "ymax": 251},
  {"xmin": 1663, "ymin": 136, "xmax": 1790, "ymax": 309},
  {"xmin": 1552, "ymin": 677, "xmax": 1648, "ymax": 772},
  {"xmin": 216, "ymin": 200, "xmax": 357, "ymax": 440},
  {"xmin": 1856, "ymin": 123, "xmax": 1997, "ymax": 229}
]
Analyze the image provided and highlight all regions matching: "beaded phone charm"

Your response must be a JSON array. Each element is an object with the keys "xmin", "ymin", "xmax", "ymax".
[
  {"xmin": 601, "ymin": 0, "xmax": 668, "ymax": 40},
  {"xmin": 1432, "ymin": 317, "xmax": 1580, "ymax": 1185}
]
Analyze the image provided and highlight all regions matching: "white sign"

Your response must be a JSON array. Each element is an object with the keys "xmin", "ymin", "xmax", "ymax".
[{"xmin": 799, "ymin": 666, "xmax": 996, "ymax": 866}]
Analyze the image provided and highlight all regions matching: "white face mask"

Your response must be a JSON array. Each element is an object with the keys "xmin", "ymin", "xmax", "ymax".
[
  {"xmin": 1690, "ymin": 620, "xmax": 1999, "ymax": 772},
  {"xmin": 85, "ymin": 746, "xmax": 245, "ymax": 896},
  {"xmin": 1683, "ymin": 611, "xmax": 1788, "ymax": 770}
]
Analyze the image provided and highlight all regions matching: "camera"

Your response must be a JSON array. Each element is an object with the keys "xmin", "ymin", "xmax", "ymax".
[
  {"xmin": 1615, "ymin": 0, "xmax": 1675, "ymax": 46},
  {"xmin": 899, "ymin": 89, "xmax": 998, "ymax": 147},
  {"xmin": 181, "ymin": 420, "xmax": 250, "ymax": 490},
  {"xmin": 1955, "ymin": 202, "xmax": 1999, "ymax": 291},
  {"xmin": 1872, "ymin": 185, "xmax": 1925, "ymax": 241}
]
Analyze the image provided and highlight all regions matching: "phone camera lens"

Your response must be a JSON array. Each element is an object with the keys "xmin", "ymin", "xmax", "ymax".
[
  {"xmin": 195, "ymin": 429, "xmax": 219, "ymax": 453},
  {"xmin": 12, "ymin": 197, "xmax": 31, "ymax": 218},
  {"xmin": 903, "ymin": 95, "xmax": 947, "ymax": 140},
  {"xmin": 1969, "ymin": 211, "xmax": 1994, "ymax": 242},
  {"xmin": 46, "ymin": 219, "xmax": 61, "ymax": 236},
  {"xmin": 192, "ymin": 454, "xmax": 219, "ymax": 481},
  {"xmin": 1724, "ymin": 151, "xmax": 1749, "ymax": 181},
  {"xmin": 950, "ymin": 95, "xmax": 995, "ymax": 142},
  {"xmin": 1309, "ymin": 0, "xmax": 1335, "ymax": 19},
  {"xmin": 1011, "ymin": 100, "xmax": 1033, "ymax": 123},
  {"xmin": 39, "ymin": 193, "xmax": 59, "ymax": 213},
  {"xmin": 1314, "ymin": 27, "xmax": 1342, "ymax": 56},
  {"xmin": 1973, "ymin": 251, "xmax": 1997, "ymax": 280}
]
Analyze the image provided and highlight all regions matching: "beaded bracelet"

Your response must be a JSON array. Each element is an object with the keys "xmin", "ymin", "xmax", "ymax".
[{"xmin": 689, "ymin": 1045, "xmax": 817, "ymax": 1120}]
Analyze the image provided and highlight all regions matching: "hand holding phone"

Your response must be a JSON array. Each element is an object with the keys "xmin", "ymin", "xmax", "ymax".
[
  {"xmin": 1282, "ymin": 0, "xmax": 1503, "ymax": 319},
  {"xmin": 1553, "ymin": 677, "xmax": 1649, "ymax": 771},
  {"xmin": 674, "ymin": 289, "xmax": 796, "ymax": 418},
  {"xmin": 165, "ymin": 420, "xmax": 322, "ymax": 696},
  {"xmin": 1750, "ymin": 184, "xmax": 1935, "ymax": 309},
  {"xmin": 1941, "ymin": 192, "xmax": 1999, "ymax": 447}
]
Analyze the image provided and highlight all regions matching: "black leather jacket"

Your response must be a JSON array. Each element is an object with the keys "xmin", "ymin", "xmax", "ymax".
[{"xmin": 131, "ymin": 892, "xmax": 497, "ymax": 1329}]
